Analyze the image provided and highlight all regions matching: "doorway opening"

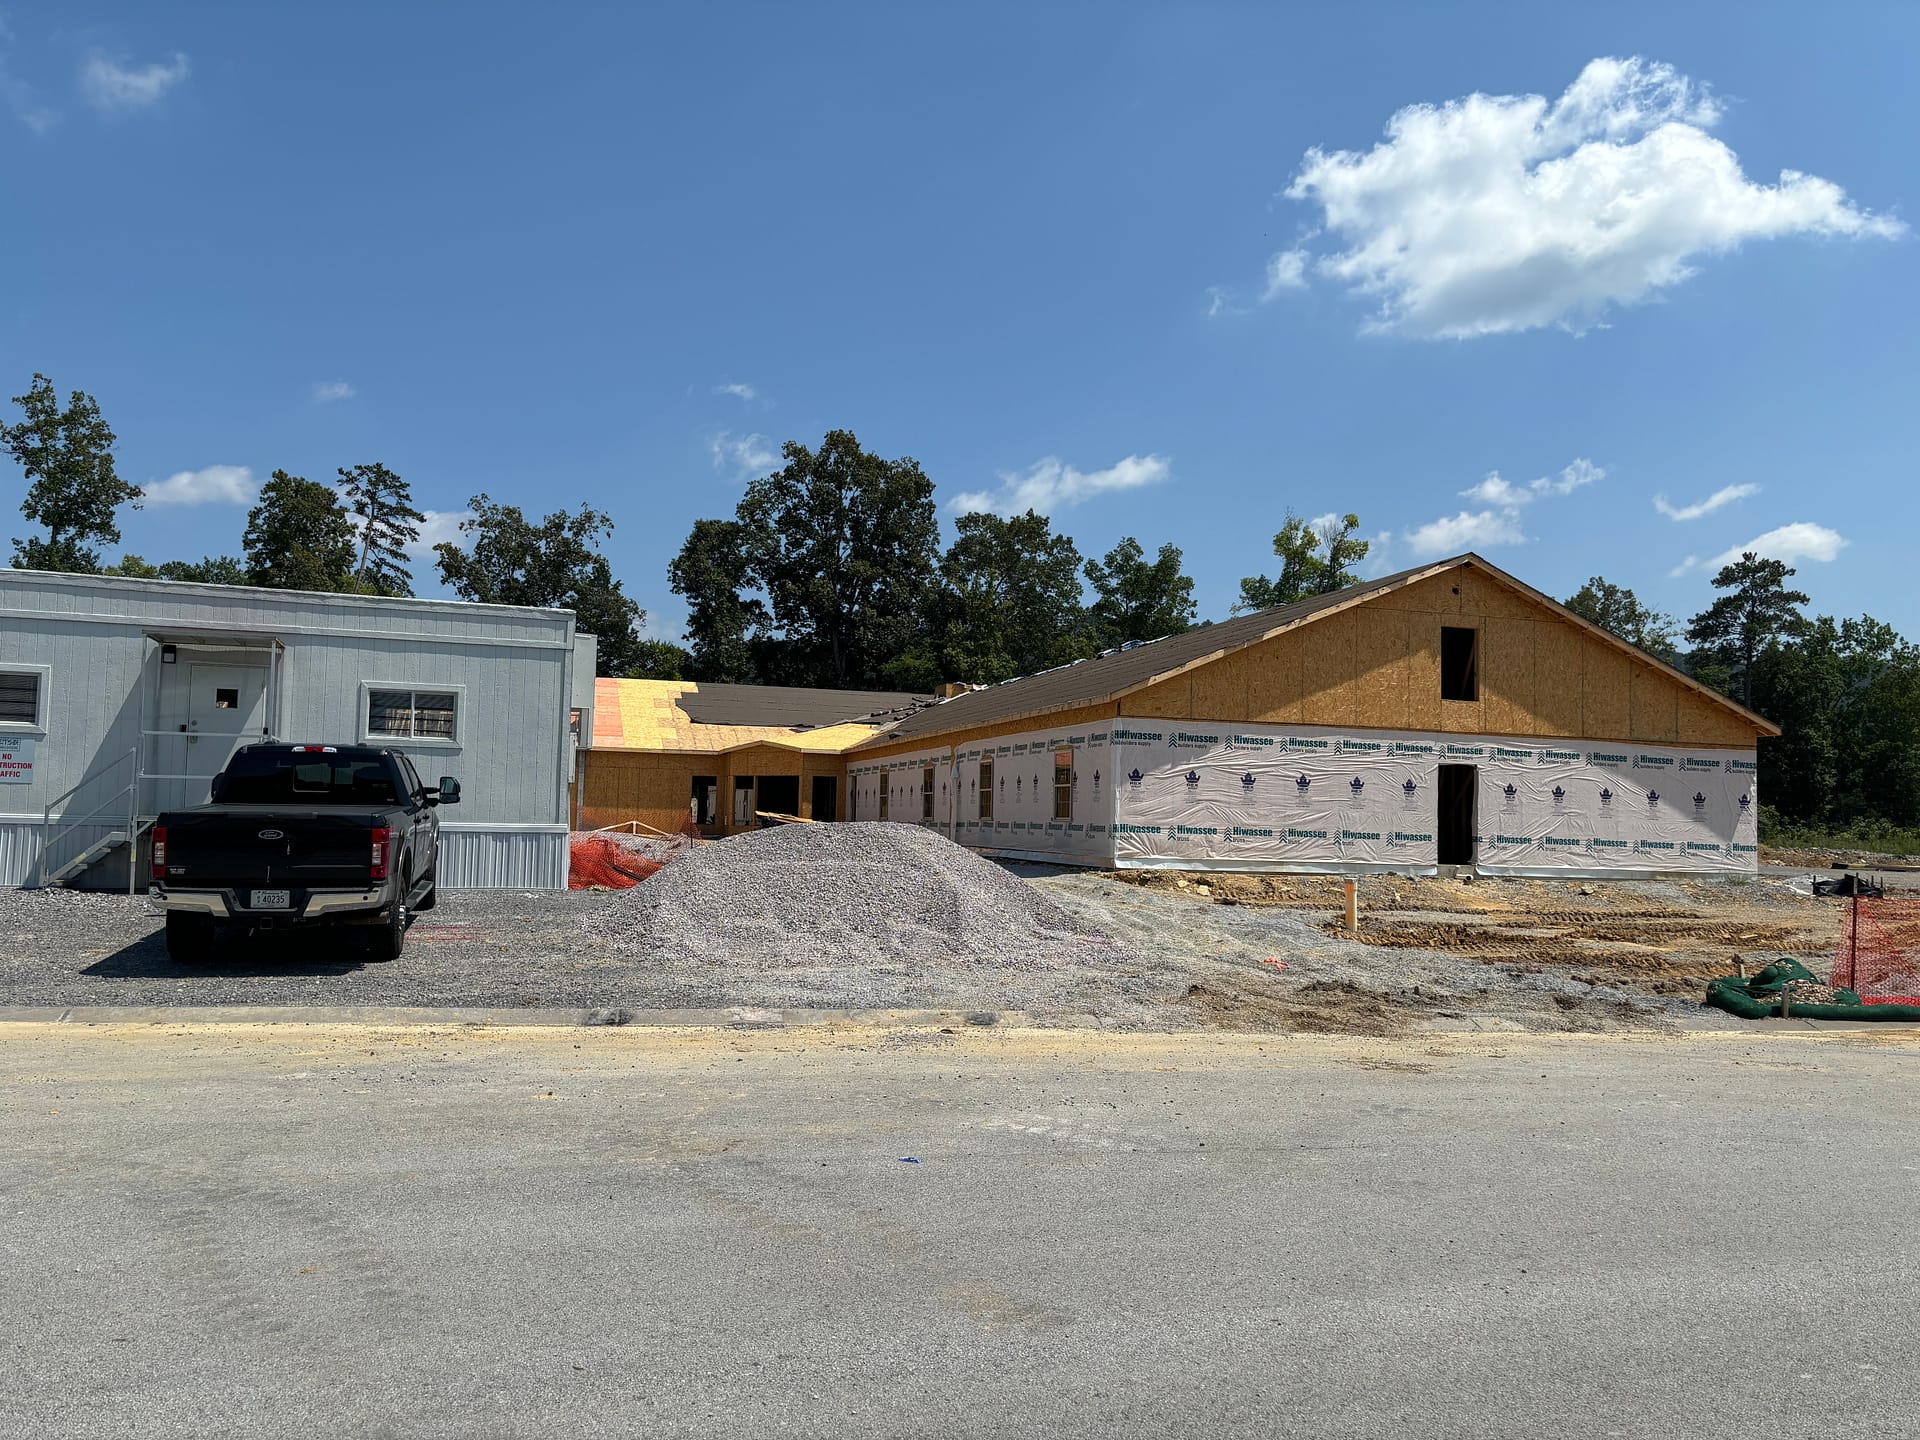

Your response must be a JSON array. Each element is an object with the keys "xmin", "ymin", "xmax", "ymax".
[
  {"xmin": 691, "ymin": 775, "xmax": 717, "ymax": 826},
  {"xmin": 756, "ymin": 775, "xmax": 800, "ymax": 822},
  {"xmin": 1437, "ymin": 764, "xmax": 1477, "ymax": 865},
  {"xmin": 811, "ymin": 774, "xmax": 837, "ymax": 822}
]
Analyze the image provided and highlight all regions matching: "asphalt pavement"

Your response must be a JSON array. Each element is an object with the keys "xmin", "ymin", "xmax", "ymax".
[{"xmin": 3, "ymin": 1023, "xmax": 1916, "ymax": 1439}]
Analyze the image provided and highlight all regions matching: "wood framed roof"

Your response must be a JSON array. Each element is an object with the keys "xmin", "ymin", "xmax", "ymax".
[{"xmin": 860, "ymin": 553, "xmax": 1779, "ymax": 746}]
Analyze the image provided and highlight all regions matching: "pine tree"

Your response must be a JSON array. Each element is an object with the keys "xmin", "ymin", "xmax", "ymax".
[{"xmin": 339, "ymin": 462, "xmax": 425, "ymax": 597}]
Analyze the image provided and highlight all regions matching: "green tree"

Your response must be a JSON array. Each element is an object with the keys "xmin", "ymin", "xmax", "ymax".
[
  {"xmin": 1751, "ymin": 615, "xmax": 1920, "ymax": 830},
  {"xmin": 243, "ymin": 470, "xmax": 358, "ymax": 591},
  {"xmin": 1237, "ymin": 512, "xmax": 1369, "ymax": 612},
  {"xmin": 1686, "ymin": 553, "xmax": 1810, "ymax": 707},
  {"xmin": 106, "ymin": 554, "xmax": 248, "ymax": 584},
  {"xmin": 4, "ymin": 373, "xmax": 139, "ymax": 572},
  {"xmin": 435, "ymin": 493, "xmax": 647, "ymax": 677},
  {"xmin": 627, "ymin": 637, "xmax": 692, "ymax": 680},
  {"xmin": 667, "ymin": 518, "xmax": 767, "ymax": 683},
  {"xmin": 339, "ymin": 462, "xmax": 425, "ymax": 596},
  {"xmin": 935, "ymin": 509, "xmax": 1090, "ymax": 684},
  {"xmin": 1085, "ymin": 536, "xmax": 1197, "ymax": 649},
  {"xmin": 1563, "ymin": 576, "xmax": 1681, "ymax": 665},
  {"xmin": 734, "ymin": 430, "xmax": 941, "ymax": 688}
]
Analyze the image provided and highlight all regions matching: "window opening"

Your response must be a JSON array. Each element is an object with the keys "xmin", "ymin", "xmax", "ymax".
[
  {"xmin": 979, "ymin": 757, "xmax": 994, "ymax": 819},
  {"xmin": 1441, "ymin": 627, "xmax": 1478, "ymax": 702}
]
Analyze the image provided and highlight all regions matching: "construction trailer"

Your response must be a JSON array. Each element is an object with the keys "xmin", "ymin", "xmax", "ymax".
[
  {"xmin": 0, "ymin": 569, "xmax": 595, "ymax": 889},
  {"xmin": 576, "ymin": 680, "xmax": 928, "ymax": 836},
  {"xmin": 846, "ymin": 553, "xmax": 1777, "ymax": 877}
]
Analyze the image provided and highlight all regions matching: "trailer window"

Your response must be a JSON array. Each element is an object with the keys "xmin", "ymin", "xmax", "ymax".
[
  {"xmin": 0, "ymin": 667, "xmax": 46, "ymax": 728},
  {"xmin": 365, "ymin": 686, "xmax": 461, "ymax": 742}
]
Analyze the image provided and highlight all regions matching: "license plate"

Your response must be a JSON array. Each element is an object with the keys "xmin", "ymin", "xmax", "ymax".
[{"xmin": 250, "ymin": 889, "xmax": 291, "ymax": 910}]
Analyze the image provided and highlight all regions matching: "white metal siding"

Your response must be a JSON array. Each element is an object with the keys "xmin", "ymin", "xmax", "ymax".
[{"xmin": 0, "ymin": 571, "xmax": 578, "ymax": 888}]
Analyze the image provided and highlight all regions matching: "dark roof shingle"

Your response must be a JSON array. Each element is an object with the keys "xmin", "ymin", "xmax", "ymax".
[{"xmin": 679, "ymin": 683, "xmax": 931, "ymax": 728}]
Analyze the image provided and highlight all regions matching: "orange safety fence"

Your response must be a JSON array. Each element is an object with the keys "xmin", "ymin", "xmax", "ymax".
[
  {"xmin": 1831, "ymin": 894, "xmax": 1920, "ymax": 1005},
  {"xmin": 568, "ymin": 835, "xmax": 665, "ymax": 891}
]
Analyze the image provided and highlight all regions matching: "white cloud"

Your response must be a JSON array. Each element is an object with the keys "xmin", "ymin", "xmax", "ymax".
[
  {"xmin": 1261, "ymin": 248, "xmax": 1310, "ymax": 300},
  {"xmin": 313, "ymin": 380, "xmax": 355, "ymax": 403},
  {"xmin": 80, "ymin": 52, "xmax": 189, "ymax": 111},
  {"xmin": 949, "ymin": 453, "xmax": 1171, "ymax": 516},
  {"xmin": 1459, "ymin": 471, "xmax": 1532, "ymax": 507},
  {"xmin": 1283, "ymin": 56, "xmax": 1903, "ymax": 338},
  {"xmin": 141, "ymin": 464, "xmax": 255, "ymax": 507},
  {"xmin": 1532, "ymin": 457, "xmax": 1603, "ymax": 496},
  {"xmin": 1708, "ymin": 521, "xmax": 1847, "ymax": 569},
  {"xmin": 404, "ymin": 509, "xmax": 473, "ymax": 562},
  {"xmin": 1204, "ymin": 285, "xmax": 1244, "ymax": 318},
  {"xmin": 0, "ymin": 20, "xmax": 54, "ymax": 132},
  {"xmin": 1414, "ymin": 456, "xmax": 1601, "ymax": 555},
  {"xmin": 710, "ymin": 430, "xmax": 777, "ymax": 480},
  {"xmin": 1669, "ymin": 555, "xmax": 1701, "ymax": 578},
  {"xmin": 1457, "ymin": 457, "xmax": 1604, "ymax": 508},
  {"xmin": 715, "ymin": 382, "xmax": 758, "ymax": 402},
  {"xmin": 1404, "ymin": 509, "xmax": 1530, "ymax": 557},
  {"xmin": 1654, "ymin": 482, "xmax": 1760, "ymax": 521}
]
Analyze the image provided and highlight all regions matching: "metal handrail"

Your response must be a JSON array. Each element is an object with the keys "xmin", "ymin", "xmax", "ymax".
[
  {"xmin": 37, "ymin": 746, "xmax": 139, "ymax": 891},
  {"xmin": 39, "ymin": 746, "xmax": 138, "ymax": 818}
]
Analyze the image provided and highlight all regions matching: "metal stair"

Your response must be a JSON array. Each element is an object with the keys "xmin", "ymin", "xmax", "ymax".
[{"xmin": 41, "ymin": 824, "xmax": 151, "ymax": 888}]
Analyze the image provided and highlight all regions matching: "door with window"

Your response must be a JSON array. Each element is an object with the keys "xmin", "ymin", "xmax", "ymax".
[{"xmin": 155, "ymin": 663, "xmax": 268, "ymax": 811}]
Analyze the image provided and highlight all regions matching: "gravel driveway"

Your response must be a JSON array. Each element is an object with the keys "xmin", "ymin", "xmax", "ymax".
[{"xmin": 0, "ymin": 871, "xmax": 1707, "ymax": 1033}]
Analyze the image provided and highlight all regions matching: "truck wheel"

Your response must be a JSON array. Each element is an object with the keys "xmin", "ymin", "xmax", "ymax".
[
  {"xmin": 165, "ymin": 913, "xmax": 216, "ymax": 964},
  {"xmin": 365, "ymin": 887, "xmax": 409, "ymax": 962}
]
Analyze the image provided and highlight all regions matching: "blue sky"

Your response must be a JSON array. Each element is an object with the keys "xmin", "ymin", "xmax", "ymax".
[{"xmin": 3, "ymin": 3, "xmax": 1913, "ymax": 641}]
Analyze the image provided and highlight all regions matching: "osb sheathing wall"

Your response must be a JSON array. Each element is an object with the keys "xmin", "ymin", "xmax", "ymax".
[
  {"xmin": 578, "ymin": 746, "xmax": 851, "ymax": 834},
  {"xmin": 860, "ymin": 569, "xmax": 1760, "ymax": 760}
]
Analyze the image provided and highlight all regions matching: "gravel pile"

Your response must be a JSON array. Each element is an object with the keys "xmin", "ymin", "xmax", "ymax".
[{"xmin": 596, "ymin": 821, "xmax": 1133, "ymax": 974}]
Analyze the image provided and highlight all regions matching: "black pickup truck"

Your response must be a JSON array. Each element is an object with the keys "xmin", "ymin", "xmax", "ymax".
[{"xmin": 150, "ymin": 744, "xmax": 460, "ymax": 964}]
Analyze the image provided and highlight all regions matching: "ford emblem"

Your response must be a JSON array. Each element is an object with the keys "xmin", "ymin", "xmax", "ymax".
[{"xmin": 258, "ymin": 829, "xmax": 285, "ymax": 840}]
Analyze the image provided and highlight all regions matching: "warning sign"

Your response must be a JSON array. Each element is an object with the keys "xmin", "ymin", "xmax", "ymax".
[{"xmin": 0, "ymin": 736, "xmax": 34, "ymax": 784}]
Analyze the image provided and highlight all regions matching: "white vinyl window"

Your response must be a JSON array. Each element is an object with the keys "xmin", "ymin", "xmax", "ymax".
[
  {"xmin": 0, "ymin": 666, "xmax": 48, "ymax": 732},
  {"xmin": 361, "ymin": 683, "xmax": 464, "ymax": 745}
]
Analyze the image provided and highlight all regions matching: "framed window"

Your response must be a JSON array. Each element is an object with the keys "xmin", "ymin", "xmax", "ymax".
[
  {"xmin": 0, "ymin": 666, "xmax": 49, "ymax": 732},
  {"xmin": 921, "ymin": 765, "xmax": 935, "ymax": 820},
  {"xmin": 879, "ymin": 772, "xmax": 890, "ymax": 819},
  {"xmin": 1441, "ymin": 627, "xmax": 1478, "ymax": 702},
  {"xmin": 979, "ymin": 757, "xmax": 994, "ymax": 819},
  {"xmin": 361, "ymin": 683, "xmax": 464, "ymax": 745},
  {"xmin": 1053, "ymin": 755, "xmax": 1073, "ymax": 821}
]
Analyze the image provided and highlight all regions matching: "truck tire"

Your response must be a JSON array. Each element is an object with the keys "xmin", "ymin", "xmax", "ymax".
[
  {"xmin": 365, "ymin": 884, "xmax": 409, "ymax": 962},
  {"xmin": 165, "ymin": 912, "xmax": 216, "ymax": 964}
]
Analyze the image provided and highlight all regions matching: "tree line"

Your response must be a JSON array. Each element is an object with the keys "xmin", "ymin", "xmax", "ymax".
[
  {"xmin": 1, "ymin": 373, "xmax": 662, "ymax": 676},
  {"xmin": 7, "ymin": 379, "xmax": 1914, "ymax": 842}
]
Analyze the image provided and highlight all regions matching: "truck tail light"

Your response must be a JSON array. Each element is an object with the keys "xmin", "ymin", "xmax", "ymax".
[
  {"xmin": 370, "ymin": 826, "xmax": 392, "ymax": 881},
  {"xmin": 150, "ymin": 826, "xmax": 167, "ymax": 881}
]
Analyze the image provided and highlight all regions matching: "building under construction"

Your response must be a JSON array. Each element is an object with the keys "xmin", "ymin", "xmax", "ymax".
[{"xmin": 579, "ymin": 553, "xmax": 1776, "ymax": 877}]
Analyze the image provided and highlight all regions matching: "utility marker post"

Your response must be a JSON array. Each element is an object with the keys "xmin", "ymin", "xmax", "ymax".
[{"xmin": 1344, "ymin": 878, "xmax": 1358, "ymax": 933}]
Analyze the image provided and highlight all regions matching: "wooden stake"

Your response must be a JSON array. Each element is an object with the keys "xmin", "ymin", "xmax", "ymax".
[{"xmin": 1344, "ymin": 878, "xmax": 1358, "ymax": 932}]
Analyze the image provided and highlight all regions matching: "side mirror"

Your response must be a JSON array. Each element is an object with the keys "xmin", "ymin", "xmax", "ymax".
[{"xmin": 436, "ymin": 777, "xmax": 461, "ymax": 805}]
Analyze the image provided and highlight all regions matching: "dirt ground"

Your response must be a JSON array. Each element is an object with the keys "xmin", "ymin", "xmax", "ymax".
[{"xmin": 1087, "ymin": 868, "xmax": 1850, "ymax": 1025}]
